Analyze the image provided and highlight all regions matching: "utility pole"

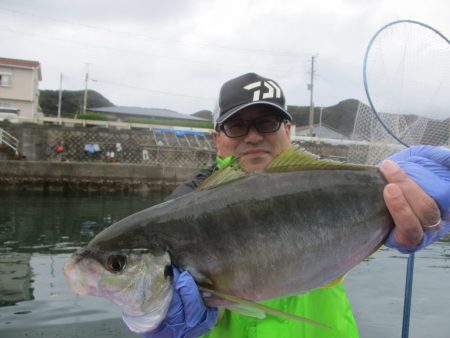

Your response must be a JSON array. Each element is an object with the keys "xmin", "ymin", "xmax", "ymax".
[
  {"xmin": 57, "ymin": 73, "xmax": 63, "ymax": 120},
  {"xmin": 318, "ymin": 106, "xmax": 323, "ymax": 143},
  {"xmin": 83, "ymin": 63, "xmax": 91, "ymax": 114},
  {"xmin": 308, "ymin": 55, "xmax": 318, "ymax": 137}
]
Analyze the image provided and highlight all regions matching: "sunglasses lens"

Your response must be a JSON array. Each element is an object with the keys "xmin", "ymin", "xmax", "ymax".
[
  {"xmin": 255, "ymin": 116, "xmax": 282, "ymax": 133},
  {"xmin": 222, "ymin": 120, "xmax": 249, "ymax": 137},
  {"xmin": 221, "ymin": 115, "xmax": 284, "ymax": 138}
]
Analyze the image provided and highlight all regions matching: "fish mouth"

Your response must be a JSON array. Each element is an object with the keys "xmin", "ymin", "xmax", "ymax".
[
  {"xmin": 64, "ymin": 260, "xmax": 86, "ymax": 295},
  {"xmin": 63, "ymin": 258, "xmax": 97, "ymax": 296}
]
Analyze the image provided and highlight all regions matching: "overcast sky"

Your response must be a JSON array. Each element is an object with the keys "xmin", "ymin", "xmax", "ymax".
[{"xmin": 1, "ymin": 0, "xmax": 448, "ymax": 115}]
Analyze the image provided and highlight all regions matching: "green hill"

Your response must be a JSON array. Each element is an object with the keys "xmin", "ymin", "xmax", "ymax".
[
  {"xmin": 288, "ymin": 99, "xmax": 360, "ymax": 137},
  {"xmin": 39, "ymin": 90, "xmax": 114, "ymax": 117},
  {"xmin": 191, "ymin": 110, "xmax": 213, "ymax": 121}
]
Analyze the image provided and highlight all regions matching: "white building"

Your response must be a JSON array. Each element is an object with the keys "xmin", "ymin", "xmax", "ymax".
[{"xmin": 0, "ymin": 57, "xmax": 42, "ymax": 118}]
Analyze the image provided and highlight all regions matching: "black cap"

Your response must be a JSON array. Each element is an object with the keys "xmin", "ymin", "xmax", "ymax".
[{"xmin": 215, "ymin": 73, "xmax": 292, "ymax": 125}]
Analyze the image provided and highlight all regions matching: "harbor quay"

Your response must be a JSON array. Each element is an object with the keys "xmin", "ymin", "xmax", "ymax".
[
  {"xmin": 0, "ymin": 121, "xmax": 368, "ymax": 193},
  {"xmin": 0, "ymin": 122, "xmax": 216, "ymax": 193},
  {"xmin": 0, "ymin": 160, "xmax": 203, "ymax": 194}
]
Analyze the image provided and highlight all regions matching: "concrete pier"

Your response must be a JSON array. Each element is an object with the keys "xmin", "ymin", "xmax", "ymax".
[{"xmin": 0, "ymin": 160, "xmax": 200, "ymax": 193}]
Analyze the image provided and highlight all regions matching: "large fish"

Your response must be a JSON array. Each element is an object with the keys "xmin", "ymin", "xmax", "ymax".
[{"xmin": 64, "ymin": 147, "xmax": 393, "ymax": 331}]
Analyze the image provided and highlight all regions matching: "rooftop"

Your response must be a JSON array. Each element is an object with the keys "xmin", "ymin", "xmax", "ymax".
[
  {"xmin": 0, "ymin": 57, "xmax": 42, "ymax": 80},
  {"xmin": 90, "ymin": 106, "xmax": 208, "ymax": 121}
]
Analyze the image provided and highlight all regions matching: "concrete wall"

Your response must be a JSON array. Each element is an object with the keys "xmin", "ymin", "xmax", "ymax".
[{"xmin": 0, "ymin": 160, "xmax": 199, "ymax": 193}]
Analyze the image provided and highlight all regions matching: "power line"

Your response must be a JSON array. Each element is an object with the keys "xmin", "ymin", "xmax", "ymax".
[
  {"xmin": 0, "ymin": 27, "xmax": 303, "ymax": 76},
  {"xmin": 0, "ymin": 6, "xmax": 310, "ymax": 57},
  {"xmin": 91, "ymin": 78, "xmax": 215, "ymax": 102}
]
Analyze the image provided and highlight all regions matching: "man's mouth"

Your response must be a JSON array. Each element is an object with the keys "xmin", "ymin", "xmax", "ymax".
[{"xmin": 242, "ymin": 148, "xmax": 269, "ymax": 156}]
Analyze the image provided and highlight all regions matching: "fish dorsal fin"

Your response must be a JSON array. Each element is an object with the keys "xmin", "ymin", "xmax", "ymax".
[
  {"xmin": 198, "ymin": 160, "xmax": 246, "ymax": 190},
  {"xmin": 265, "ymin": 147, "xmax": 370, "ymax": 172},
  {"xmin": 199, "ymin": 286, "xmax": 331, "ymax": 330},
  {"xmin": 198, "ymin": 146, "xmax": 371, "ymax": 191}
]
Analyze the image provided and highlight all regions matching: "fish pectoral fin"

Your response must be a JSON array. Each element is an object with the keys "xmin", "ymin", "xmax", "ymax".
[
  {"xmin": 198, "ymin": 286, "xmax": 332, "ymax": 330},
  {"xmin": 224, "ymin": 303, "xmax": 266, "ymax": 319}
]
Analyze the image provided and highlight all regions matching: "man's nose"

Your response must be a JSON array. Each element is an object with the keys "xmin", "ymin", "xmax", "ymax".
[{"xmin": 244, "ymin": 124, "xmax": 263, "ymax": 142}]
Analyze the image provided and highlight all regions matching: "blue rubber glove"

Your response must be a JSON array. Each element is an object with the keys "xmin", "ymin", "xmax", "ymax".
[
  {"xmin": 141, "ymin": 266, "xmax": 218, "ymax": 338},
  {"xmin": 384, "ymin": 145, "xmax": 450, "ymax": 253}
]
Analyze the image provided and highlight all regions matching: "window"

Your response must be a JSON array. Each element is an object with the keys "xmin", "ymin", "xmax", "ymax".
[{"xmin": 0, "ymin": 74, "xmax": 11, "ymax": 86}]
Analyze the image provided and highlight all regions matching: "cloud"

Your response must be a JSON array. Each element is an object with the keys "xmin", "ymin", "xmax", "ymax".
[{"xmin": 0, "ymin": 0, "xmax": 448, "ymax": 115}]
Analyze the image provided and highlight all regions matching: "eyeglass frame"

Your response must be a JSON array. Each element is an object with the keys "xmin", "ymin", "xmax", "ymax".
[{"xmin": 216, "ymin": 114, "xmax": 289, "ymax": 138}]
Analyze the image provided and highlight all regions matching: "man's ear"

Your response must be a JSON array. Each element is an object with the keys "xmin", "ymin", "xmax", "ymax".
[
  {"xmin": 213, "ymin": 131, "xmax": 222, "ymax": 157},
  {"xmin": 284, "ymin": 121, "xmax": 292, "ymax": 138}
]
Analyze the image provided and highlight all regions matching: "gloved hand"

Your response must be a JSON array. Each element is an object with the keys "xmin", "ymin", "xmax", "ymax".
[
  {"xmin": 383, "ymin": 145, "xmax": 450, "ymax": 253},
  {"xmin": 140, "ymin": 266, "xmax": 218, "ymax": 338}
]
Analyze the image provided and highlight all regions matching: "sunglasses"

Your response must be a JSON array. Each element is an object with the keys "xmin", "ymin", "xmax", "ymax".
[{"xmin": 218, "ymin": 115, "xmax": 286, "ymax": 138}]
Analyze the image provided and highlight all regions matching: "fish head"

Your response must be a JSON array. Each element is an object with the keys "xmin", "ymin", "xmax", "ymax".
[{"xmin": 64, "ymin": 247, "xmax": 173, "ymax": 332}]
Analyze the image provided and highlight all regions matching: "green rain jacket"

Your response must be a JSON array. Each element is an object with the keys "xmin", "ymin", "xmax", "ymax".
[
  {"xmin": 201, "ymin": 283, "xmax": 359, "ymax": 338},
  {"xmin": 169, "ymin": 164, "xmax": 360, "ymax": 338}
]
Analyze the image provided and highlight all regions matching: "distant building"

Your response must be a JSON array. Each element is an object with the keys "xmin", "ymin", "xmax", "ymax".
[
  {"xmin": 0, "ymin": 57, "xmax": 42, "ymax": 118},
  {"xmin": 296, "ymin": 123, "xmax": 349, "ymax": 140},
  {"xmin": 90, "ymin": 106, "xmax": 208, "ymax": 122}
]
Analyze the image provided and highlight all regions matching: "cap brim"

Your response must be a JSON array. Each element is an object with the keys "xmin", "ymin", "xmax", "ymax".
[{"xmin": 216, "ymin": 101, "xmax": 292, "ymax": 124}]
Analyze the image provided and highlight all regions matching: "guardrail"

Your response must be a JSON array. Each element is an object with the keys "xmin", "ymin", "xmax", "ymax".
[
  {"xmin": 12, "ymin": 116, "xmax": 401, "ymax": 147},
  {"xmin": 0, "ymin": 127, "xmax": 19, "ymax": 154},
  {"xmin": 16, "ymin": 116, "xmax": 214, "ymax": 134}
]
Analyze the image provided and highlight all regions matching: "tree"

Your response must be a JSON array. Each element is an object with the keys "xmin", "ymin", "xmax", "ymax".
[{"xmin": 39, "ymin": 89, "xmax": 114, "ymax": 117}]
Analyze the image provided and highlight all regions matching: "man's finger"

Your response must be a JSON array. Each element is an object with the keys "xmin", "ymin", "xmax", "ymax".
[
  {"xmin": 380, "ymin": 160, "xmax": 441, "ymax": 228},
  {"xmin": 383, "ymin": 183, "xmax": 423, "ymax": 246}
]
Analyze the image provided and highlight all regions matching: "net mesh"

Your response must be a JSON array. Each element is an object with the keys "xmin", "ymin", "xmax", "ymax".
[
  {"xmin": 352, "ymin": 21, "xmax": 450, "ymax": 165},
  {"xmin": 349, "ymin": 102, "xmax": 450, "ymax": 165},
  {"xmin": 348, "ymin": 102, "xmax": 402, "ymax": 165}
]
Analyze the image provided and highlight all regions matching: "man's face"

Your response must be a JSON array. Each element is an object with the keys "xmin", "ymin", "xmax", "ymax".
[{"xmin": 213, "ymin": 106, "xmax": 292, "ymax": 172}]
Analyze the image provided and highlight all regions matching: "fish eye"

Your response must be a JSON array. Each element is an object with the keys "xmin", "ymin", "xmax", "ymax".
[{"xmin": 106, "ymin": 254, "xmax": 127, "ymax": 273}]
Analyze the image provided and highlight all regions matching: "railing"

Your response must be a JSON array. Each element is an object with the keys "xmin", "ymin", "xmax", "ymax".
[
  {"xmin": 0, "ymin": 127, "xmax": 19, "ymax": 154},
  {"xmin": 16, "ymin": 115, "xmax": 214, "ymax": 134}
]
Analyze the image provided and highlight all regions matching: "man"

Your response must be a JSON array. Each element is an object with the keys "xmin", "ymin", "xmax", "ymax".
[{"xmin": 137, "ymin": 73, "xmax": 450, "ymax": 338}]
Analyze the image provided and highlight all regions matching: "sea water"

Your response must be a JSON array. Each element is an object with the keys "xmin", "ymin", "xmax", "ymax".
[{"xmin": 0, "ymin": 192, "xmax": 448, "ymax": 338}]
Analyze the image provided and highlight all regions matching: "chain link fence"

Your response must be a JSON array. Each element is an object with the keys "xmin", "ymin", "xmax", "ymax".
[{"xmin": 45, "ymin": 127, "xmax": 216, "ymax": 167}]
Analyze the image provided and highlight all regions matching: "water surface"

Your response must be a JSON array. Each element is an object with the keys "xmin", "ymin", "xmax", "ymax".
[{"xmin": 0, "ymin": 192, "xmax": 448, "ymax": 337}]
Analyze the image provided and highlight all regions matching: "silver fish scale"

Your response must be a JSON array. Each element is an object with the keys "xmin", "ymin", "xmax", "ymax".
[{"xmin": 87, "ymin": 168, "xmax": 392, "ymax": 306}]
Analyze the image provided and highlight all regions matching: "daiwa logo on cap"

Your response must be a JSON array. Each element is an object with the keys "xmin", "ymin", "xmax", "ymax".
[
  {"xmin": 244, "ymin": 80, "xmax": 282, "ymax": 101},
  {"xmin": 215, "ymin": 72, "xmax": 292, "ymax": 124}
]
